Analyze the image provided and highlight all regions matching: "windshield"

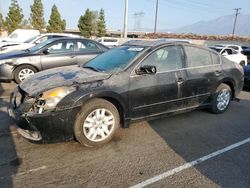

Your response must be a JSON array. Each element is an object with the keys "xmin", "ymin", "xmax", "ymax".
[
  {"xmin": 28, "ymin": 38, "xmax": 55, "ymax": 52},
  {"xmin": 83, "ymin": 46, "xmax": 145, "ymax": 72},
  {"xmin": 24, "ymin": 35, "xmax": 39, "ymax": 43},
  {"xmin": 209, "ymin": 47, "xmax": 221, "ymax": 53}
]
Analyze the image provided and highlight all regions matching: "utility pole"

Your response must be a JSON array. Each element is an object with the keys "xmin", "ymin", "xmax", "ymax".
[
  {"xmin": 232, "ymin": 8, "xmax": 241, "ymax": 39},
  {"xmin": 133, "ymin": 12, "xmax": 145, "ymax": 31},
  {"xmin": 154, "ymin": 0, "xmax": 159, "ymax": 33},
  {"xmin": 123, "ymin": 0, "xmax": 128, "ymax": 38}
]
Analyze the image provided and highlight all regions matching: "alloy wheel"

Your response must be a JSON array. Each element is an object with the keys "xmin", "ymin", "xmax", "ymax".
[{"xmin": 83, "ymin": 108, "xmax": 115, "ymax": 142}]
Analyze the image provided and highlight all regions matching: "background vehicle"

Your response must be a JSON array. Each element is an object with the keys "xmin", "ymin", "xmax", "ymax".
[
  {"xmin": 0, "ymin": 29, "xmax": 40, "ymax": 48},
  {"xmin": 244, "ymin": 65, "xmax": 250, "ymax": 88},
  {"xmin": 209, "ymin": 46, "xmax": 247, "ymax": 66},
  {"xmin": 214, "ymin": 44, "xmax": 249, "ymax": 53},
  {"xmin": 96, "ymin": 37, "xmax": 119, "ymax": 47},
  {"xmin": 242, "ymin": 48, "xmax": 250, "ymax": 65},
  {"xmin": 0, "ymin": 33, "xmax": 81, "ymax": 53},
  {"xmin": 0, "ymin": 37, "xmax": 108, "ymax": 83},
  {"xmin": 9, "ymin": 40, "xmax": 244, "ymax": 147}
]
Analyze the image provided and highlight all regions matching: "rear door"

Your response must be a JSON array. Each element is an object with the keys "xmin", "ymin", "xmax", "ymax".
[
  {"xmin": 75, "ymin": 39, "xmax": 103, "ymax": 66},
  {"xmin": 129, "ymin": 45, "xmax": 186, "ymax": 119},
  {"xmin": 181, "ymin": 45, "xmax": 222, "ymax": 107},
  {"xmin": 40, "ymin": 39, "xmax": 76, "ymax": 70}
]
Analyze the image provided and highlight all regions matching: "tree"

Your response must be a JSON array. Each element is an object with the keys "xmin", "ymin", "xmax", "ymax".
[
  {"xmin": 78, "ymin": 9, "xmax": 94, "ymax": 38},
  {"xmin": 97, "ymin": 9, "xmax": 106, "ymax": 37},
  {"xmin": 5, "ymin": 0, "xmax": 24, "ymax": 33},
  {"xmin": 30, "ymin": 0, "xmax": 45, "ymax": 32},
  {"xmin": 0, "ymin": 12, "xmax": 5, "ymax": 32},
  {"xmin": 21, "ymin": 19, "xmax": 32, "ymax": 29},
  {"xmin": 46, "ymin": 4, "xmax": 66, "ymax": 33}
]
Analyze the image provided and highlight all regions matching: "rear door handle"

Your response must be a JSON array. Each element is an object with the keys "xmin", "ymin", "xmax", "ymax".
[{"xmin": 214, "ymin": 70, "xmax": 222, "ymax": 76}]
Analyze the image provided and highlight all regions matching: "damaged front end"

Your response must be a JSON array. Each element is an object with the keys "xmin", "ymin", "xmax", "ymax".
[{"xmin": 9, "ymin": 86, "xmax": 77, "ymax": 143}]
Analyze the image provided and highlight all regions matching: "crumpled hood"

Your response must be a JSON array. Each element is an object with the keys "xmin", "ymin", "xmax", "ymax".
[{"xmin": 19, "ymin": 65, "xmax": 111, "ymax": 97}]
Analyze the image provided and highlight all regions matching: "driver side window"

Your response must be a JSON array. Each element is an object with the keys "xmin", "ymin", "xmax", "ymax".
[{"xmin": 141, "ymin": 46, "xmax": 184, "ymax": 72}]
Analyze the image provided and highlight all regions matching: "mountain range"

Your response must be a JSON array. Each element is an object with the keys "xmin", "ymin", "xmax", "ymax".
[{"xmin": 173, "ymin": 14, "xmax": 250, "ymax": 36}]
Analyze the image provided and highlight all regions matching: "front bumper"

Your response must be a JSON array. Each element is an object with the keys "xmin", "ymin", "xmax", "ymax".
[{"xmin": 9, "ymin": 88, "xmax": 80, "ymax": 143}]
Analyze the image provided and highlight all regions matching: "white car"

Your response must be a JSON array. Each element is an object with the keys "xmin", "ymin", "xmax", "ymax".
[
  {"xmin": 96, "ymin": 37, "xmax": 119, "ymax": 47},
  {"xmin": 0, "ymin": 33, "xmax": 81, "ymax": 53},
  {"xmin": 0, "ymin": 29, "xmax": 40, "ymax": 48},
  {"xmin": 214, "ymin": 44, "xmax": 249, "ymax": 53},
  {"xmin": 209, "ymin": 46, "xmax": 248, "ymax": 66}
]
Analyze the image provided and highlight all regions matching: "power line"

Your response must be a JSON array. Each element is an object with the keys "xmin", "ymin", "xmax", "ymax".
[
  {"xmin": 133, "ymin": 12, "xmax": 144, "ymax": 31},
  {"xmin": 232, "ymin": 8, "xmax": 241, "ymax": 39}
]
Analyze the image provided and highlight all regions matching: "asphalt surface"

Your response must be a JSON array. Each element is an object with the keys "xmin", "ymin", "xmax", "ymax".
[{"xmin": 0, "ymin": 82, "xmax": 250, "ymax": 188}]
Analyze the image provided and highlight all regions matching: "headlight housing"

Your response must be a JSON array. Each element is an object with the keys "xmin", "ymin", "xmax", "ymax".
[
  {"xmin": 0, "ymin": 58, "xmax": 14, "ymax": 65},
  {"xmin": 40, "ymin": 87, "xmax": 75, "ymax": 110}
]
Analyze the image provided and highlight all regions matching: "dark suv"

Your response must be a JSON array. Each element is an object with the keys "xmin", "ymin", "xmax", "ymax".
[{"xmin": 9, "ymin": 40, "xmax": 244, "ymax": 147}]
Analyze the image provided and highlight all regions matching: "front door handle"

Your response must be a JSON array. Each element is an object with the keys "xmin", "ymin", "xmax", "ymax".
[{"xmin": 177, "ymin": 77, "xmax": 184, "ymax": 84}]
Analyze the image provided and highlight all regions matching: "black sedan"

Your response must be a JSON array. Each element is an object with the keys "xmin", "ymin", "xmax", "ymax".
[
  {"xmin": 0, "ymin": 37, "xmax": 108, "ymax": 83},
  {"xmin": 244, "ymin": 65, "xmax": 250, "ymax": 88},
  {"xmin": 9, "ymin": 40, "xmax": 244, "ymax": 147}
]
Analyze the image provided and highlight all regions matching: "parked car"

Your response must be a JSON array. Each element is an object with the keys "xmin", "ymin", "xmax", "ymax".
[
  {"xmin": 0, "ymin": 29, "xmax": 40, "ymax": 48},
  {"xmin": 0, "ymin": 37, "xmax": 108, "ymax": 83},
  {"xmin": 242, "ymin": 48, "xmax": 250, "ymax": 65},
  {"xmin": 96, "ymin": 37, "xmax": 119, "ymax": 47},
  {"xmin": 9, "ymin": 40, "xmax": 244, "ymax": 147},
  {"xmin": 244, "ymin": 65, "xmax": 250, "ymax": 88},
  {"xmin": 0, "ymin": 33, "xmax": 81, "ymax": 53},
  {"xmin": 209, "ymin": 46, "xmax": 247, "ymax": 66},
  {"xmin": 214, "ymin": 44, "xmax": 249, "ymax": 53}
]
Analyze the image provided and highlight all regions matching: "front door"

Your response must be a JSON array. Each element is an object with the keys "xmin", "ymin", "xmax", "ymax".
[
  {"xmin": 40, "ymin": 40, "xmax": 76, "ymax": 70},
  {"xmin": 129, "ymin": 45, "xmax": 186, "ymax": 119}
]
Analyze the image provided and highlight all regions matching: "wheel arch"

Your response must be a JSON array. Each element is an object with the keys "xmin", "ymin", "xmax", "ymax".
[
  {"xmin": 69, "ymin": 91, "xmax": 129, "ymax": 128},
  {"xmin": 218, "ymin": 78, "xmax": 236, "ymax": 99},
  {"xmin": 12, "ymin": 64, "xmax": 39, "ymax": 79}
]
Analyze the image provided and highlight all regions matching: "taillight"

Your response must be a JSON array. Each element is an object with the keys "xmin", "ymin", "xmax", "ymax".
[{"xmin": 235, "ymin": 63, "xmax": 244, "ymax": 75}]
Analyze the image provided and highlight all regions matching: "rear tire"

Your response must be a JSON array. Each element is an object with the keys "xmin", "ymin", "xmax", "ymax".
[
  {"xmin": 239, "ymin": 61, "xmax": 246, "ymax": 67},
  {"xmin": 210, "ymin": 83, "xmax": 231, "ymax": 114},
  {"xmin": 74, "ymin": 98, "xmax": 120, "ymax": 147},
  {"xmin": 14, "ymin": 65, "xmax": 37, "ymax": 83}
]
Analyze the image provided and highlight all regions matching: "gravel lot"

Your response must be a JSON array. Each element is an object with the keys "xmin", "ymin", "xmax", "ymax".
[{"xmin": 0, "ymin": 82, "xmax": 250, "ymax": 188}]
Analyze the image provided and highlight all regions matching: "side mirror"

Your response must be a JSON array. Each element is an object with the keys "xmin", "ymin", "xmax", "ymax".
[
  {"xmin": 43, "ymin": 49, "xmax": 50, "ymax": 55},
  {"xmin": 136, "ymin": 65, "xmax": 156, "ymax": 75}
]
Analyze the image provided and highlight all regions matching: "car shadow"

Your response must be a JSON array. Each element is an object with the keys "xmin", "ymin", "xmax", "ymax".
[
  {"xmin": 148, "ymin": 99, "xmax": 250, "ymax": 187},
  {"xmin": 0, "ymin": 83, "xmax": 19, "ymax": 188}
]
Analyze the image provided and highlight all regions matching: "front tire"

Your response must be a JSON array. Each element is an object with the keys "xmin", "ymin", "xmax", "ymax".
[
  {"xmin": 14, "ymin": 65, "xmax": 37, "ymax": 83},
  {"xmin": 210, "ymin": 83, "xmax": 232, "ymax": 114},
  {"xmin": 74, "ymin": 98, "xmax": 120, "ymax": 147}
]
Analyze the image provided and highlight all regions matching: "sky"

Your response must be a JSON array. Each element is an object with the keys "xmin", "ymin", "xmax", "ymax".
[{"xmin": 0, "ymin": 0, "xmax": 250, "ymax": 32}]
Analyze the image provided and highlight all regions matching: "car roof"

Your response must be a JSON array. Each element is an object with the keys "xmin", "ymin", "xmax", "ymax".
[{"xmin": 122, "ymin": 39, "xmax": 192, "ymax": 47}]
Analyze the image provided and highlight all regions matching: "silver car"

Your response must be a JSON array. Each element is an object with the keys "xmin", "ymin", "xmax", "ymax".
[{"xmin": 0, "ymin": 37, "xmax": 108, "ymax": 83}]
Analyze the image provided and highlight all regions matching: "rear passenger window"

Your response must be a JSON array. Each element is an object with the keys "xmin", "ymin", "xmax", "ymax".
[
  {"xmin": 76, "ymin": 40, "xmax": 99, "ymax": 51},
  {"xmin": 184, "ymin": 46, "xmax": 213, "ymax": 67}
]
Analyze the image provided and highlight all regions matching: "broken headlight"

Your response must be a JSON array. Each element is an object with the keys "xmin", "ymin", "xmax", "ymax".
[{"xmin": 38, "ymin": 87, "xmax": 75, "ymax": 112}]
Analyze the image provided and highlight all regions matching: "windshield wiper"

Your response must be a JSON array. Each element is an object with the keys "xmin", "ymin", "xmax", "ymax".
[{"xmin": 83, "ymin": 66, "xmax": 100, "ymax": 72}]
